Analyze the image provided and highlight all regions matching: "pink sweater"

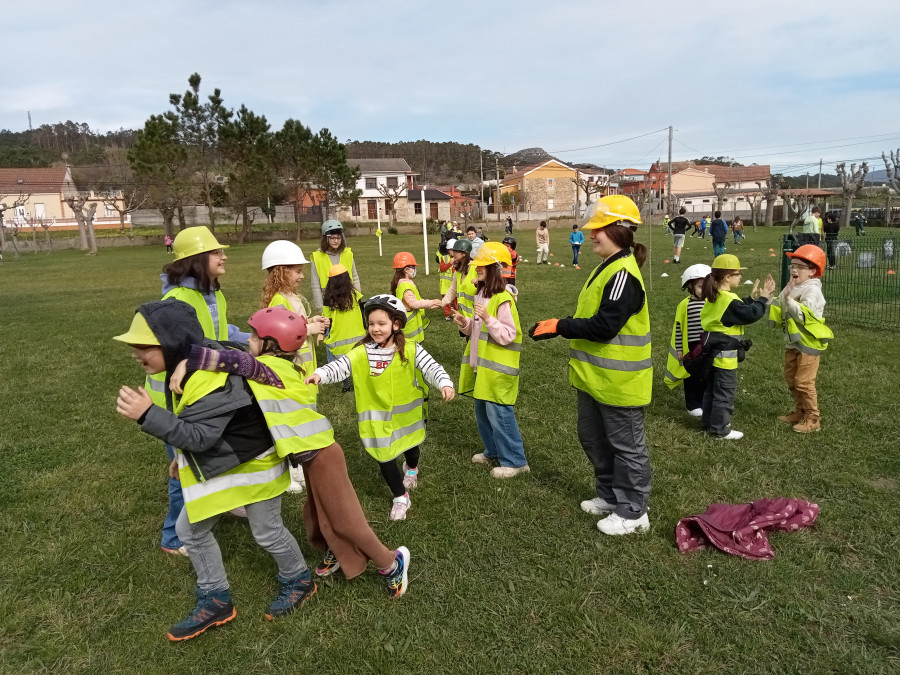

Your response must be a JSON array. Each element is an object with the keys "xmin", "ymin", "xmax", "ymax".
[{"xmin": 459, "ymin": 289, "xmax": 517, "ymax": 370}]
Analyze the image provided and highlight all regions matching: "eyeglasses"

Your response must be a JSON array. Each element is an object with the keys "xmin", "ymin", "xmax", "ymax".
[
  {"xmin": 789, "ymin": 263, "xmax": 813, "ymax": 270},
  {"xmin": 327, "ymin": 234, "xmax": 342, "ymax": 239}
]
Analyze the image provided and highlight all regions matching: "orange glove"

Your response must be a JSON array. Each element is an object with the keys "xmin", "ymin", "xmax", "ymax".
[{"xmin": 529, "ymin": 319, "xmax": 559, "ymax": 340}]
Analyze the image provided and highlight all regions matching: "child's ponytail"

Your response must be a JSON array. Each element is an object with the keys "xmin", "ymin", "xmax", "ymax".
[{"xmin": 701, "ymin": 269, "xmax": 732, "ymax": 303}]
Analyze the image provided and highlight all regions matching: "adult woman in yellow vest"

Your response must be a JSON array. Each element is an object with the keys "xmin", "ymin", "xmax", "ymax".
[
  {"xmin": 391, "ymin": 252, "xmax": 442, "ymax": 343},
  {"xmin": 306, "ymin": 295, "xmax": 455, "ymax": 521},
  {"xmin": 149, "ymin": 226, "xmax": 250, "ymax": 555},
  {"xmin": 529, "ymin": 196, "xmax": 652, "ymax": 536},
  {"xmin": 452, "ymin": 242, "xmax": 529, "ymax": 478},
  {"xmin": 440, "ymin": 238, "xmax": 478, "ymax": 323},
  {"xmin": 699, "ymin": 254, "xmax": 775, "ymax": 440},
  {"xmin": 309, "ymin": 220, "xmax": 361, "ymax": 315}
]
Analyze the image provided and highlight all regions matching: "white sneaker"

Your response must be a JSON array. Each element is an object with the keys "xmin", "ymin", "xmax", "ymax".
[
  {"xmin": 580, "ymin": 497, "xmax": 616, "ymax": 515},
  {"xmin": 596, "ymin": 512, "xmax": 650, "ymax": 536},
  {"xmin": 687, "ymin": 408, "xmax": 703, "ymax": 418},
  {"xmin": 286, "ymin": 465, "xmax": 306, "ymax": 493},
  {"xmin": 390, "ymin": 493, "xmax": 411, "ymax": 521},
  {"xmin": 471, "ymin": 452, "xmax": 492, "ymax": 465},
  {"xmin": 490, "ymin": 465, "xmax": 531, "ymax": 479},
  {"xmin": 718, "ymin": 429, "xmax": 744, "ymax": 440}
]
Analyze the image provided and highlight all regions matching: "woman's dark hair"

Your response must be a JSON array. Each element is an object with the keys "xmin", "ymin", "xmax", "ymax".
[
  {"xmin": 162, "ymin": 252, "xmax": 219, "ymax": 295},
  {"xmin": 701, "ymin": 269, "xmax": 735, "ymax": 303},
  {"xmin": 451, "ymin": 254, "xmax": 470, "ymax": 272},
  {"xmin": 476, "ymin": 264, "xmax": 506, "ymax": 298},
  {"xmin": 389, "ymin": 268, "xmax": 409, "ymax": 296},
  {"xmin": 259, "ymin": 337, "xmax": 298, "ymax": 362},
  {"xmin": 320, "ymin": 232, "xmax": 345, "ymax": 254},
  {"xmin": 323, "ymin": 272, "xmax": 355, "ymax": 312},
  {"xmin": 601, "ymin": 223, "xmax": 647, "ymax": 268}
]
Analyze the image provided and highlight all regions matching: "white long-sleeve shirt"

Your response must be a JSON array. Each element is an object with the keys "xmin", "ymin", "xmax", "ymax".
[{"xmin": 314, "ymin": 341, "xmax": 453, "ymax": 390}]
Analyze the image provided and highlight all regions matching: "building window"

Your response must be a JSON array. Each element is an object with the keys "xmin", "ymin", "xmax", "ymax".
[
  {"xmin": 386, "ymin": 176, "xmax": 398, "ymax": 188},
  {"xmin": 414, "ymin": 202, "xmax": 422, "ymax": 215},
  {"xmin": 385, "ymin": 199, "xmax": 392, "ymax": 214},
  {"xmin": 547, "ymin": 199, "xmax": 554, "ymax": 210},
  {"xmin": 547, "ymin": 178, "xmax": 554, "ymax": 188},
  {"xmin": 105, "ymin": 204, "xmax": 116, "ymax": 218},
  {"xmin": 365, "ymin": 177, "xmax": 377, "ymax": 189},
  {"xmin": 351, "ymin": 200, "xmax": 360, "ymax": 216},
  {"xmin": 702, "ymin": 199, "xmax": 710, "ymax": 203}
]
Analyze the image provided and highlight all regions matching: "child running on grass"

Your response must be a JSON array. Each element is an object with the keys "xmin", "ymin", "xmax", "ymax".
[
  {"xmin": 390, "ymin": 252, "xmax": 442, "ymax": 343},
  {"xmin": 768, "ymin": 245, "xmax": 833, "ymax": 433},
  {"xmin": 322, "ymin": 263, "xmax": 366, "ymax": 392},
  {"xmin": 699, "ymin": 254, "xmax": 776, "ymax": 440},
  {"xmin": 260, "ymin": 240, "xmax": 330, "ymax": 492},
  {"xmin": 664, "ymin": 264, "xmax": 712, "ymax": 417},
  {"xmin": 451, "ymin": 242, "xmax": 529, "ymax": 478},
  {"xmin": 306, "ymin": 295, "xmax": 455, "ymax": 521}
]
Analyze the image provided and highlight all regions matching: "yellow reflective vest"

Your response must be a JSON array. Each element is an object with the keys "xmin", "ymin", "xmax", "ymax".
[
  {"xmin": 664, "ymin": 296, "xmax": 691, "ymax": 389},
  {"xmin": 458, "ymin": 290, "xmax": 522, "ymax": 405},
  {"xmin": 437, "ymin": 253, "xmax": 453, "ymax": 295},
  {"xmin": 396, "ymin": 280, "xmax": 429, "ymax": 343},
  {"xmin": 268, "ymin": 292, "xmax": 317, "ymax": 383},
  {"xmin": 147, "ymin": 286, "xmax": 229, "ymax": 410},
  {"xmin": 455, "ymin": 264, "xmax": 478, "ymax": 319},
  {"xmin": 768, "ymin": 302, "xmax": 833, "ymax": 355},
  {"xmin": 568, "ymin": 255, "xmax": 652, "ymax": 407},
  {"xmin": 311, "ymin": 249, "xmax": 354, "ymax": 292},
  {"xmin": 700, "ymin": 290, "xmax": 743, "ymax": 370},
  {"xmin": 348, "ymin": 343, "xmax": 426, "ymax": 462},
  {"xmin": 323, "ymin": 290, "xmax": 366, "ymax": 356},
  {"xmin": 174, "ymin": 370, "xmax": 289, "ymax": 523}
]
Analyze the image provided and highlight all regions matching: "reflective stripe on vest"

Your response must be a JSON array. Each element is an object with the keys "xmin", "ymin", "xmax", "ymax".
[
  {"xmin": 174, "ymin": 370, "xmax": 289, "ymax": 523},
  {"xmin": 397, "ymin": 280, "xmax": 428, "ymax": 343},
  {"xmin": 568, "ymin": 254, "xmax": 652, "ymax": 407},
  {"xmin": 455, "ymin": 265, "xmax": 477, "ymax": 318},
  {"xmin": 769, "ymin": 301, "xmax": 832, "ymax": 355},
  {"xmin": 700, "ymin": 290, "xmax": 743, "ymax": 370},
  {"xmin": 246, "ymin": 355, "xmax": 334, "ymax": 456},
  {"xmin": 664, "ymin": 297, "xmax": 690, "ymax": 389},
  {"xmin": 323, "ymin": 290, "xmax": 366, "ymax": 356},
  {"xmin": 349, "ymin": 342, "xmax": 426, "ymax": 461},
  {"xmin": 458, "ymin": 290, "xmax": 522, "ymax": 405},
  {"xmin": 312, "ymin": 248, "xmax": 354, "ymax": 291}
]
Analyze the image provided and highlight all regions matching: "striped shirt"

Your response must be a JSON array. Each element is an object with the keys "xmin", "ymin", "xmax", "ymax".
[
  {"xmin": 314, "ymin": 342, "xmax": 453, "ymax": 390},
  {"xmin": 675, "ymin": 297, "xmax": 705, "ymax": 350}
]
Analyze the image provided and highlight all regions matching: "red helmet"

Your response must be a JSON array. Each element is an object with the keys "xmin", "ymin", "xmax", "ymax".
[
  {"xmin": 392, "ymin": 252, "xmax": 417, "ymax": 269},
  {"xmin": 248, "ymin": 307, "xmax": 308, "ymax": 352}
]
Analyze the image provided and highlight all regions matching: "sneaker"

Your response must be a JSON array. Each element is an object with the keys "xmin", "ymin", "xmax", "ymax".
[
  {"xmin": 162, "ymin": 545, "xmax": 189, "ymax": 557},
  {"xmin": 471, "ymin": 452, "xmax": 493, "ymax": 465},
  {"xmin": 777, "ymin": 411, "xmax": 803, "ymax": 424},
  {"xmin": 596, "ymin": 512, "xmax": 650, "ymax": 536},
  {"xmin": 716, "ymin": 429, "xmax": 744, "ymax": 440},
  {"xmin": 381, "ymin": 546, "xmax": 410, "ymax": 599},
  {"xmin": 793, "ymin": 417, "xmax": 821, "ymax": 433},
  {"xmin": 265, "ymin": 573, "xmax": 316, "ymax": 620},
  {"xmin": 490, "ymin": 465, "xmax": 531, "ymax": 479},
  {"xmin": 314, "ymin": 550, "xmax": 341, "ymax": 578},
  {"xmin": 687, "ymin": 408, "xmax": 703, "ymax": 418},
  {"xmin": 390, "ymin": 493, "xmax": 411, "ymax": 521},
  {"xmin": 402, "ymin": 462, "xmax": 419, "ymax": 490},
  {"xmin": 580, "ymin": 497, "xmax": 615, "ymax": 515},
  {"xmin": 167, "ymin": 587, "xmax": 236, "ymax": 642},
  {"xmin": 286, "ymin": 465, "xmax": 305, "ymax": 494},
  {"xmin": 574, "ymin": 265, "xmax": 581, "ymax": 269},
  {"xmin": 229, "ymin": 506, "xmax": 248, "ymax": 518}
]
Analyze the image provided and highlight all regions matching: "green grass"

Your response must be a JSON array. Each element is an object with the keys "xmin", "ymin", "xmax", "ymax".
[{"xmin": 1, "ymin": 224, "xmax": 899, "ymax": 673}]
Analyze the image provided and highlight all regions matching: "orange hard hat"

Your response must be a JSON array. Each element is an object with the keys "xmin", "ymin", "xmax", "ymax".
[
  {"xmin": 392, "ymin": 252, "xmax": 417, "ymax": 269},
  {"xmin": 786, "ymin": 245, "xmax": 826, "ymax": 277}
]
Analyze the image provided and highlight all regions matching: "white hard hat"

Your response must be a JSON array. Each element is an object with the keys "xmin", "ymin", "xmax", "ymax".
[
  {"xmin": 261, "ymin": 240, "xmax": 309, "ymax": 270},
  {"xmin": 681, "ymin": 263, "xmax": 712, "ymax": 289}
]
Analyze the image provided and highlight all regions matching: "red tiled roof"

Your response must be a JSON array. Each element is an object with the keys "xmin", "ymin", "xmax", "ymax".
[{"xmin": 0, "ymin": 166, "xmax": 69, "ymax": 194}]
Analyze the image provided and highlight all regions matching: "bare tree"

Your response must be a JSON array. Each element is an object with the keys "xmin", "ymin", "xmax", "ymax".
[
  {"xmin": 572, "ymin": 176, "xmax": 605, "ymax": 213},
  {"xmin": 882, "ymin": 150, "xmax": 900, "ymax": 225},
  {"xmin": 836, "ymin": 162, "xmax": 869, "ymax": 228},
  {"xmin": 634, "ymin": 187, "xmax": 653, "ymax": 216},
  {"xmin": 713, "ymin": 181, "xmax": 732, "ymax": 212},
  {"xmin": 65, "ymin": 195, "xmax": 99, "ymax": 255},
  {"xmin": 744, "ymin": 190, "xmax": 763, "ymax": 230},
  {"xmin": 664, "ymin": 192, "xmax": 679, "ymax": 218},
  {"xmin": 375, "ymin": 182, "xmax": 407, "ymax": 228},
  {"xmin": 0, "ymin": 193, "xmax": 32, "ymax": 258},
  {"xmin": 780, "ymin": 188, "xmax": 810, "ymax": 230},
  {"xmin": 100, "ymin": 188, "xmax": 146, "ymax": 239},
  {"xmin": 758, "ymin": 175, "xmax": 783, "ymax": 227}
]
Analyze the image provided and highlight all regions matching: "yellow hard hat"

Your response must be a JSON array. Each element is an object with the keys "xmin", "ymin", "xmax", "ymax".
[
  {"xmin": 172, "ymin": 226, "xmax": 229, "ymax": 260},
  {"xmin": 711, "ymin": 254, "xmax": 747, "ymax": 270},
  {"xmin": 582, "ymin": 195, "xmax": 642, "ymax": 230},
  {"xmin": 112, "ymin": 312, "xmax": 159, "ymax": 345},
  {"xmin": 472, "ymin": 241, "xmax": 512, "ymax": 267}
]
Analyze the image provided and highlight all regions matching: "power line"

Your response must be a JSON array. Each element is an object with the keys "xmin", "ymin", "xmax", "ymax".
[{"xmin": 547, "ymin": 128, "xmax": 669, "ymax": 154}]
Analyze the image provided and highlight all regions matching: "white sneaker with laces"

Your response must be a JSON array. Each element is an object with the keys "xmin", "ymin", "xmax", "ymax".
[
  {"xmin": 687, "ymin": 408, "xmax": 703, "ymax": 418},
  {"xmin": 580, "ymin": 497, "xmax": 616, "ymax": 515},
  {"xmin": 490, "ymin": 465, "xmax": 530, "ymax": 479},
  {"xmin": 471, "ymin": 452, "xmax": 492, "ymax": 465},
  {"xmin": 718, "ymin": 429, "xmax": 744, "ymax": 440},
  {"xmin": 390, "ymin": 493, "xmax": 411, "ymax": 521},
  {"xmin": 596, "ymin": 512, "xmax": 650, "ymax": 536}
]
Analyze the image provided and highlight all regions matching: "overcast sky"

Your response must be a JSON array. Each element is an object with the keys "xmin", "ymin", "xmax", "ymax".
[{"xmin": 4, "ymin": 0, "xmax": 898, "ymax": 175}]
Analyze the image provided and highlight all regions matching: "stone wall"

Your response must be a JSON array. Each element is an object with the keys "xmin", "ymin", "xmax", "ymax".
[{"xmin": 523, "ymin": 176, "xmax": 577, "ymax": 212}]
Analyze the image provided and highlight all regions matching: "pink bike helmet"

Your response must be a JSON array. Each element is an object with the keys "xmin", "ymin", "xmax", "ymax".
[{"xmin": 248, "ymin": 307, "xmax": 308, "ymax": 352}]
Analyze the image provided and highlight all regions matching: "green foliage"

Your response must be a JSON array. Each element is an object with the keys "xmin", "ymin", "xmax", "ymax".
[
  {"xmin": 219, "ymin": 104, "xmax": 275, "ymax": 235},
  {"xmin": 426, "ymin": 217, "xmax": 440, "ymax": 234},
  {"xmin": 387, "ymin": 224, "xmax": 398, "ymax": 234},
  {"xmin": 310, "ymin": 128, "xmax": 361, "ymax": 216}
]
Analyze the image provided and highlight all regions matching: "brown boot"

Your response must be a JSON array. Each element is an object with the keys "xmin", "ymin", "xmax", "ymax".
[
  {"xmin": 777, "ymin": 410, "xmax": 803, "ymax": 424},
  {"xmin": 793, "ymin": 416, "xmax": 821, "ymax": 433}
]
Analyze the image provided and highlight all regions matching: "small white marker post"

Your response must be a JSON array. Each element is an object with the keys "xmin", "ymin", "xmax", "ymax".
[
  {"xmin": 421, "ymin": 187, "xmax": 430, "ymax": 275},
  {"xmin": 376, "ymin": 205, "xmax": 383, "ymax": 257}
]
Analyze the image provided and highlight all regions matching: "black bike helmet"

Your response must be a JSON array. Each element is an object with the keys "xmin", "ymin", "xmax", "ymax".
[
  {"xmin": 363, "ymin": 294, "xmax": 408, "ymax": 329},
  {"xmin": 502, "ymin": 235, "xmax": 517, "ymax": 250}
]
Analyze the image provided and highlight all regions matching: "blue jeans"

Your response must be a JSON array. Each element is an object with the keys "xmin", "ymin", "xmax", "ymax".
[
  {"xmin": 734, "ymin": 231, "xmax": 743, "ymax": 244},
  {"xmin": 571, "ymin": 244, "xmax": 581, "ymax": 265},
  {"xmin": 163, "ymin": 444, "xmax": 185, "ymax": 550},
  {"xmin": 713, "ymin": 241, "xmax": 726, "ymax": 256},
  {"xmin": 474, "ymin": 399, "xmax": 528, "ymax": 468}
]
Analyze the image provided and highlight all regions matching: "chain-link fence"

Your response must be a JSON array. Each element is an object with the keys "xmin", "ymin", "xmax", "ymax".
[{"xmin": 780, "ymin": 233, "xmax": 900, "ymax": 328}]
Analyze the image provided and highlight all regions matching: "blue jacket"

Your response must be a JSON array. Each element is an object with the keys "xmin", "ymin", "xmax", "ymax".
[{"xmin": 710, "ymin": 218, "xmax": 729, "ymax": 242}]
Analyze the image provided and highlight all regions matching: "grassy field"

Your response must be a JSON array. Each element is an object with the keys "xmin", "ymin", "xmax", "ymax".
[{"xmin": 1, "ymin": 224, "xmax": 899, "ymax": 673}]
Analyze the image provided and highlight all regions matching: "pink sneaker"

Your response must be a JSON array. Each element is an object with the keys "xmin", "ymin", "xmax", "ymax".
[
  {"xmin": 390, "ymin": 493, "xmax": 411, "ymax": 521},
  {"xmin": 402, "ymin": 462, "xmax": 419, "ymax": 490}
]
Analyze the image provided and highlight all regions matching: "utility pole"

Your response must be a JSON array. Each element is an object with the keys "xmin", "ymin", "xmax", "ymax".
[
  {"xmin": 479, "ymin": 146, "xmax": 484, "ymax": 222},
  {"xmin": 818, "ymin": 158, "xmax": 822, "ymax": 190},
  {"xmin": 496, "ymin": 159, "xmax": 501, "ymax": 223},
  {"xmin": 666, "ymin": 125, "xmax": 673, "ymax": 209}
]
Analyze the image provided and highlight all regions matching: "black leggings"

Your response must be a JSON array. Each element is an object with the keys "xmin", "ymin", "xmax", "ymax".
[{"xmin": 379, "ymin": 446, "xmax": 420, "ymax": 498}]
